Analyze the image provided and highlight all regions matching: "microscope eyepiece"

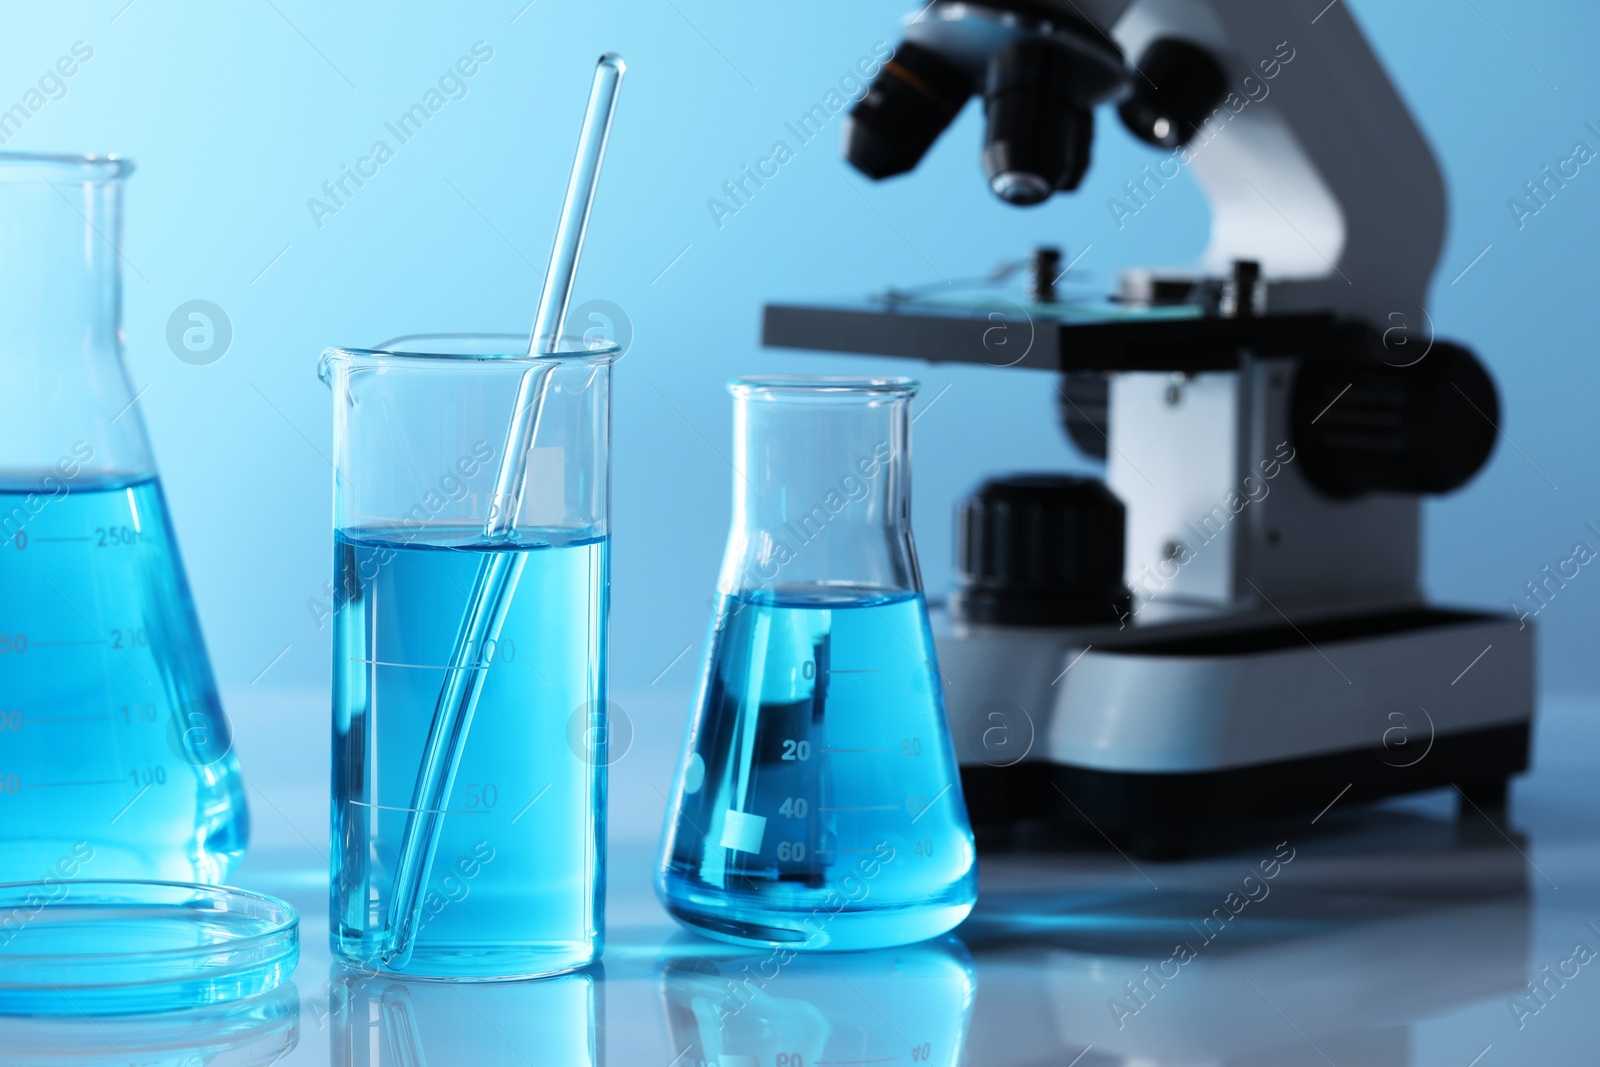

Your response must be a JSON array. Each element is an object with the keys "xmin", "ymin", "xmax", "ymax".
[{"xmin": 844, "ymin": 41, "xmax": 975, "ymax": 181}]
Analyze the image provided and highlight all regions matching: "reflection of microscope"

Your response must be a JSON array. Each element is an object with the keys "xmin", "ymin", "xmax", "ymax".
[
  {"xmin": 763, "ymin": 0, "xmax": 1534, "ymax": 857},
  {"xmin": 960, "ymin": 807, "xmax": 1533, "ymax": 1065}
]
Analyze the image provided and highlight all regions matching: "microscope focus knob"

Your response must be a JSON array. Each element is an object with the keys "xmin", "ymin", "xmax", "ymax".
[
  {"xmin": 954, "ymin": 474, "xmax": 1131, "ymax": 627},
  {"xmin": 1291, "ymin": 341, "xmax": 1500, "ymax": 498}
]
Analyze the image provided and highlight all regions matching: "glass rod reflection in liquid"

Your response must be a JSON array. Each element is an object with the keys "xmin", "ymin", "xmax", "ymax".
[
  {"xmin": 330, "ymin": 526, "xmax": 606, "ymax": 979},
  {"xmin": 658, "ymin": 588, "xmax": 977, "ymax": 950}
]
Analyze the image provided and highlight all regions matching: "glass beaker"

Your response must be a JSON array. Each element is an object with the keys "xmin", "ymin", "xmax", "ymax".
[
  {"xmin": 322, "ymin": 334, "xmax": 616, "ymax": 980},
  {"xmin": 657, "ymin": 377, "xmax": 977, "ymax": 950},
  {"xmin": 0, "ymin": 152, "xmax": 247, "ymax": 883}
]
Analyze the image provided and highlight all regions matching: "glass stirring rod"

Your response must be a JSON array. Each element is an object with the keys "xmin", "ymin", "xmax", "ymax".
[{"xmin": 380, "ymin": 53, "xmax": 627, "ymax": 968}]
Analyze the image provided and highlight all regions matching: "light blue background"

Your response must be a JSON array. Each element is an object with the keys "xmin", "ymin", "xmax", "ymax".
[{"xmin": 4, "ymin": 0, "xmax": 1595, "ymax": 700}]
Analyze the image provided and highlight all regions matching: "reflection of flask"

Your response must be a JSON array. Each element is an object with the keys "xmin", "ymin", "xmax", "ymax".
[
  {"xmin": 330, "ymin": 965, "xmax": 598, "ymax": 1066},
  {"xmin": 658, "ymin": 378, "xmax": 976, "ymax": 950},
  {"xmin": 659, "ymin": 937, "xmax": 975, "ymax": 1067},
  {"xmin": 0, "ymin": 153, "xmax": 246, "ymax": 883}
]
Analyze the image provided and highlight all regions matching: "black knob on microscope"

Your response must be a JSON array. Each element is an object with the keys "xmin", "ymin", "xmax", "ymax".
[
  {"xmin": 954, "ymin": 475, "xmax": 1132, "ymax": 627},
  {"xmin": 1291, "ymin": 340, "xmax": 1500, "ymax": 498},
  {"xmin": 1117, "ymin": 37, "xmax": 1228, "ymax": 148}
]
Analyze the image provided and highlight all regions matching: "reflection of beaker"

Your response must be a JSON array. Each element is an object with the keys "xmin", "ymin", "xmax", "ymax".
[
  {"xmin": 0, "ymin": 153, "xmax": 247, "ymax": 883},
  {"xmin": 0, "ymin": 985, "xmax": 298, "ymax": 1066},
  {"xmin": 659, "ymin": 937, "xmax": 975, "ymax": 1067},
  {"xmin": 658, "ymin": 378, "xmax": 976, "ymax": 950},
  {"xmin": 322, "ymin": 336, "xmax": 616, "ymax": 979},
  {"xmin": 330, "ymin": 966, "xmax": 598, "ymax": 1066}
]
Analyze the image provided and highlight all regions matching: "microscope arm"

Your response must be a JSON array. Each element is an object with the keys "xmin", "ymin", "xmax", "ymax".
[{"xmin": 1109, "ymin": 0, "xmax": 1447, "ymax": 323}]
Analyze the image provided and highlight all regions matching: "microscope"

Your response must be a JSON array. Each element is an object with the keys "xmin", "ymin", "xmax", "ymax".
[{"xmin": 763, "ymin": 0, "xmax": 1534, "ymax": 858}]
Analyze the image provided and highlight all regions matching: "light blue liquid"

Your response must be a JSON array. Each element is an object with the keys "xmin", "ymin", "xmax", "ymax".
[
  {"xmin": 330, "ymin": 527, "xmax": 607, "ymax": 979},
  {"xmin": 0, "ymin": 477, "xmax": 247, "ymax": 883},
  {"xmin": 658, "ymin": 590, "xmax": 977, "ymax": 950}
]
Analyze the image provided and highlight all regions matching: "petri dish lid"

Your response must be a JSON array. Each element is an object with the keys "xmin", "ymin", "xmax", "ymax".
[{"xmin": 0, "ymin": 880, "xmax": 299, "ymax": 1016}]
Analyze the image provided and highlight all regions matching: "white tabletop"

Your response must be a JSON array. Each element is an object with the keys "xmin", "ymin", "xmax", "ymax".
[{"xmin": 4, "ymin": 687, "xmax": 1595, "ymax": 1066}]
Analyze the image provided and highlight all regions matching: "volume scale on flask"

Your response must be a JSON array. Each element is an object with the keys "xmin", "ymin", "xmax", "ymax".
[{"xmin": 0, "ymin": 476, "xmax": 247, "ymax": 884}]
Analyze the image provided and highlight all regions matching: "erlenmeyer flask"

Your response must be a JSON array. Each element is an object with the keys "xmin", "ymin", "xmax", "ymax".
[
  {"xmin": 658, "ymin": 376, "xmax": 977, "ymax": 950},
  {"xmin": 0, "ymin": 153, "xmax": 247, "ymax": 882}
]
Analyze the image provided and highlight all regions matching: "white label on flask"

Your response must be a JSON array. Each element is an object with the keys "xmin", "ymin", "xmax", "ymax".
[{"xmin": 720, "ymin": 810, "xmax": 767, "ymax": 854}]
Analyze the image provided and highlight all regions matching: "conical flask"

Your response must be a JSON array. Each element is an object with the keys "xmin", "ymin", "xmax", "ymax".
[
  {"xmin": 658, "ymin": 376, "xmax": 976, "ymax": 950},
  {"xmin": 0, "ymin": 153, "xmax": 247, "ymax": 882}
]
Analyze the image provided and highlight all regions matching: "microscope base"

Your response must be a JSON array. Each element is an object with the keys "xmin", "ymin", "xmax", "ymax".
[
  {"xmin": 945, "ymin": 607, "xmax": 1534, "ymax": 860},
  {"xmin": 963, "ymin": 721, "xmax": 1528, "ymax": 860}
]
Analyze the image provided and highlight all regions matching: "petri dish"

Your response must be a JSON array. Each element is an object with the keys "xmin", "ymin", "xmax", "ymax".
[{"xmin": 0, "ymin": 880, "xmax": 299, "ymax": 1016}]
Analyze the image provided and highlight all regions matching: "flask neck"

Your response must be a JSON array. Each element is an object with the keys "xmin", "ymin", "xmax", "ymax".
[
  {"xmin": 0, "ymin": 183, "xmax": 121, "ymax": 349},
  {"xmin": 0, "ymin": 164, "xmax": 151, "ymax": 485},
  {"xmin": 720, "ymin": 380, "xmax": 921, "ymax": 602}
]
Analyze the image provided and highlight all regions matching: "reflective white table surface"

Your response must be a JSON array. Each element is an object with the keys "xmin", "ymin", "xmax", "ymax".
[{"xmin": 4, "ymin": 688, "xmax": 1596, "ymax": 1066}]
